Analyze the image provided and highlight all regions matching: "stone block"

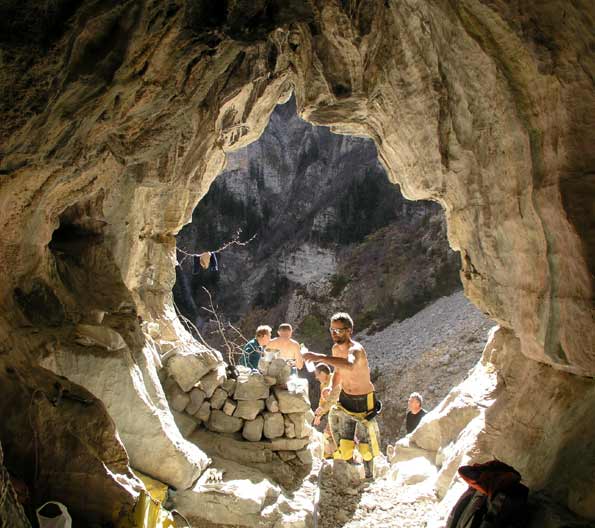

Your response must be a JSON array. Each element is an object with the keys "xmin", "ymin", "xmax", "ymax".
[
  {"xmin": 284, "ymin": 415, "xmax": 296, "ymax": 438},
  {"xmin": 167, "ymin": 347, "xmax": 221, "ymax": 392},
  {"xmin": 198, "ymin": 364, "xmax": 226, "ymax": 397},
  {"xmin": 242, "ymin": 415, "xmax": 264, "ymax": 442},
  {"xmin": 164, "ymin": 377, "xmax": 190, "ymax": 412},
  {"xmin": 267, "ymin": 358, "xmax": 292, "ymax": 385},
  {"xmin": 266, "ymin": 394, "xmax": 279, "ymax": 413},
  {"xmin": 207, "ymin": 410, "xmax": 244, "ymax": 434},
  {"xmin": 234, "ymin": 372, "xmax": 270, "ymax": 401},
  {"xmin": 222, "ymin": 378, "xmax": 236, "ymax": 395},
  {"xmin": 268, "ymin": 437, "xmax": 309, "ymax": 451},
  {"xmin": 210, "ymin": 387, "xmax": 228, "ymax": 410},
  {"xmin": 196, "ymin": 401, "xmax": 211, "ymax": 423},
  {"xmin": 185, "ymin": 388, "xmax": 207, "ymax": 415},
  {"xmin": 234, "ymin": 399, "xmax": 265, "ymax": 421},
  {"xmin": 296, "ymin": 448, "xmax": 312, "ymax": 465},
  {"xmin": 274, "ymin": 385, "xmax": 310, "ymax": 414},
  {"xmin": 172, "ymin": 410, "xmax": 199, "ymax": 438},
  {"xmin": 263, "ymin": 412, "xmax": 284, "ymax": 439},
  {"xmin": 223, "ymin": 399, "xmax": 237, "ymax": 416}
]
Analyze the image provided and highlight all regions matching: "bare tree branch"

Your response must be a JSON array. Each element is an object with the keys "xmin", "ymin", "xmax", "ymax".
[{"xmin": 176, "ymin": 228, "xmax": 257, "ymax": 266}]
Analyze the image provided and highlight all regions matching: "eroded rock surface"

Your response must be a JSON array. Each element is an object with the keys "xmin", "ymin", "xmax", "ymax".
[{"xmin": 0, "ymin": 0, "xmax": 593, "ymax": 523}]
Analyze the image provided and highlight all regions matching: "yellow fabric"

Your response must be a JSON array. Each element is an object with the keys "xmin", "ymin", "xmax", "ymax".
[
  {"xmin": 333, "ymin": 439, "xmax": 355, "ymax": 461},
  {"xmin": 116, "ymin": 491, "xmax": 175, "ymax": 528},
  {"xmin": 368, "ymin": 420, "xmax": 381, "ymax": 457},
  {"xmin": 359, "ymin": 442, "xmax": 373, "ymax": 461},
  {"xmin": 133, "ymin": 471, "xmax": 168, "ymax": 503},
  {"xmin": 366, "ymin": 392, "xmax": 374, "ymax": 412}
]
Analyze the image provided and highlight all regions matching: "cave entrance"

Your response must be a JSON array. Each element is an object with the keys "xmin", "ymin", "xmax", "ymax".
[{"xmin": 173, "ymin": 95, "xmax": 493, "ymax": 445}]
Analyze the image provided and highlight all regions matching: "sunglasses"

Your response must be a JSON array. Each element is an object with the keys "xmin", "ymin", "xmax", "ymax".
[{"xmin": 329, "ymin": 327, "xmax": 350, "ymax": 335}]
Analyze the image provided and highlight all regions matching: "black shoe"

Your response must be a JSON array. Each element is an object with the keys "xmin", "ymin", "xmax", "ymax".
[{"xmin": 363, "ymin": 460, "xmax": 374, "ymax": 479}]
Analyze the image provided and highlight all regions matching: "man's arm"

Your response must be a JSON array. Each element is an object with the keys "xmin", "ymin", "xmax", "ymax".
[
  {"xmin": 294, "ymin": 342, "xmax": 304, "ymax": 369},
  {"xmin": 303, "ymin": 347, "xmax": 366, "ymax": 372}
]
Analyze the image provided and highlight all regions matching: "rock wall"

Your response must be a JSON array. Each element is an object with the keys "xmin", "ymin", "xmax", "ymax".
[{"xmin": 0, "ymin": 0, "xmax": 593, "ymax": 522}]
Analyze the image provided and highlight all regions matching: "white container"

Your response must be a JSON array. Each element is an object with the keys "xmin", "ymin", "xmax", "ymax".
[
  {"xmin": 300, "ymin": 344, "xmax": 316, "ymax": 372},
  {"xmin": 264, "ymin": 348, "xmax": 278, "ymax": 362}
]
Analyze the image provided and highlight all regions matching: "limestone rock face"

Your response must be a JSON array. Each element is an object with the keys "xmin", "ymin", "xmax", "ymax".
[
  {"xmin": 171, "ymin": 457, "xmax": 282, "ymax": 527},
  {"xmin": 0, "ymin": 363, "xmax": 141, "ymax": 524},
  {"xmin": 74, "ymin": 323, "xmax": 127, "ymax": 351},
  {"xmin": 38, "ymin": 341, "xmax": 210, "ymax": 490},
  {"xmin": 0, "ymin": 0, "xmax": 593, "ymax": 522}
]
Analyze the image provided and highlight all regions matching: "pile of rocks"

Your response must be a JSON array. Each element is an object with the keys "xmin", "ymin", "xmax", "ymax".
[{"xmin": 162, "ymin": 348, "xmax": 314, "ymax": 467}]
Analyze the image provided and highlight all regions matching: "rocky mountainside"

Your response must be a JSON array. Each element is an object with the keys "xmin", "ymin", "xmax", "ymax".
[{"xmin": 174, "ymin": 97, "xmax": 460, "ymax": 352}]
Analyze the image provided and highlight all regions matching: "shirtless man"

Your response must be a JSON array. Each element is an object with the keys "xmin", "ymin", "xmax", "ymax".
[
  {"xmin": 267, "ymin": 323, "xmax": 304, "ymax": 371},
  {"xmin": 302, "ymin": 312, "xmax": 381, "ymax": 479}
]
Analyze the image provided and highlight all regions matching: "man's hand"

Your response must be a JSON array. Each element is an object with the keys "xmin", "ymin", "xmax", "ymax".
[{"xmin": 313, "ymin": 415, "xmax": 321, "ymax": 426}]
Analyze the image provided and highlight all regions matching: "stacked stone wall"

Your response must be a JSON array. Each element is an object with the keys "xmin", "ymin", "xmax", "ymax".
[{"xmin": 163, "ymin": 352, "xmax": 314, "ymax": 468}]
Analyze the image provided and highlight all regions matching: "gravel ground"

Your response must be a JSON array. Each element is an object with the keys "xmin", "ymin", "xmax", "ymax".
[
  {"xmin": 357, "ymin": 290, "xmax": 495, "ymax": 447},
  {"xmin": 313, "ymin": 459, "xmax": 437, "ymax": 528}
]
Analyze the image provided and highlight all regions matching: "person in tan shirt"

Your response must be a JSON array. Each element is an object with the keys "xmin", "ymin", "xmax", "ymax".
[
  {"xmin": 267, "ymin": 323, "xmax": 304, "ymax": 372},
  {"xmin": 303, "ymin": 312, "xmax": 381, "ymax": 479}
]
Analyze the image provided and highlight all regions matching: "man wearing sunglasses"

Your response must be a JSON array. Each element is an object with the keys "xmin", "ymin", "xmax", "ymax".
[{"xmin": 302, "ymin": 312, "xmax": 381, "ymax": 479}]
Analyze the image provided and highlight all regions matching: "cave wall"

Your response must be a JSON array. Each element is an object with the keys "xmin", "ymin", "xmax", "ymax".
[{"xmin": 0, "ymin": 0, "xmax": 593, "ymax": 520}]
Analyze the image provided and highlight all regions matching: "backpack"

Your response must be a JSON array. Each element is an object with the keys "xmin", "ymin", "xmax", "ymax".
[{"xmin": 446, "ymin": 460, "xmax": 529, "ymax": 528}]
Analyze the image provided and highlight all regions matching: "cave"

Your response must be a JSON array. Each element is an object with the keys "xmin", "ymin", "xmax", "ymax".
[{"xmin": 0, "ymin": 1, "xmax": 593, "ymax": 527}]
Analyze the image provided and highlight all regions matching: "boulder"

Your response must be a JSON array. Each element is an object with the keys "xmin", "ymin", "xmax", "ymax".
[
  {"xmin": 39, "ymin": 342, "xmax": 209, "ymax": 490},
  {"xmin": 266, "ymin": 394, "xmax": 279, "ymax": 413},
  {"xmin": 234, "ymin": 373, "xmax": 270, "ymax": 401},
  {"xmin": 208, "ymin": 410, "xmax": 244, "ymax": 434},
  {"xmin": 196, "ymin": 401, "xmax": 211, "ymax": 423},
  {"xmin": 266, "ymin": 359, "xmax": 292, "ymax": 386},
  {"xmin": 274, "ymin": 385, "xmax": 310, "ymax": 414},
  {"xmin": 171, "ymin": 457, "xmax": 281, "ymax": 527},
  {"xmin": 234, "ymin": 399, "xmax": 265, "ymax": 421},
  {"xmin": 243, "ymin": 416, "xmax": 264, "ymax": 442},
  {"xmin": 223, "ymin": 399, "xmax": 237, "ymax": 416},
  {"xmin": 74, "ymin": 323, "xmax": 127, "ymax": 351},
  {"xmin": 167, "ymin": 346, "xmax": 222, "ymax": 392},
  {"xmin": 198, "ymin": 364, "xmax": 226, "ymax": 398},
  {"xmin": 263, "ymin": 412, "xmax": 285, "ymax": 439},
  {"xmin": 185, "ymin": 388, "xmax": 207, "ymax": 415},
  {"xmin": 388, "ymin": 456, "xmax": 438, "ymax": 485},
  {"xmin": 210, "ymin": 387, "xmax": 228, "ymax": 410}
]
